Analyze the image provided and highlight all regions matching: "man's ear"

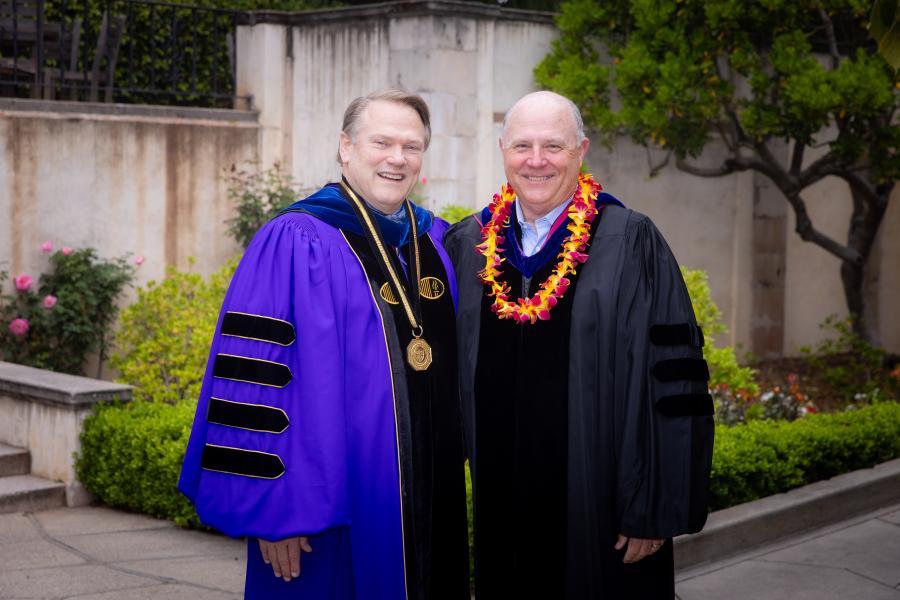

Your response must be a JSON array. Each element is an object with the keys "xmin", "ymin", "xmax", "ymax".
[
  {"xmin": 578, "ymin": 136, "xmax": 590, "ymax": 162},
  {"xmin": 338, "ymin": 132, "xmax": 353, "ymax": 164}
]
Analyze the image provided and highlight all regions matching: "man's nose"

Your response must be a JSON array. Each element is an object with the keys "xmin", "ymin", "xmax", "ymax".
[
  {"xmin": 386, "ymin": 145, "xmax": 406, "ymax": 164},
  {"xmin": 525, "ymin": 145, "xmax": 546, "ymax": 165}
]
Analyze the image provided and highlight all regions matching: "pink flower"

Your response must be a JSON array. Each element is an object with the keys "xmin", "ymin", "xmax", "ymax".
[
  {"xmin": 9, "ymin": 318, "xmax": 29, "ymax": 337},
  {"xmin": 61, "ymin": 247, "xmax": 73, "ymax": 256},
  {"xmin": 41, "ymin": 241, "xmax": 54, "ymax": 253},
  {"xmin": 421, "ymin": 176, "xmax": 427, "ymax": 185},
  {"xmin": 14, "ymin": 274, "xmax": 33, "ymax": 292},
  {"xmin": 43, "ymin": 295, "xmax": 57, "ymax": 309},
  {"xmin": 134, "ymin": 255, "xmax": 145, "ymax": 266}
]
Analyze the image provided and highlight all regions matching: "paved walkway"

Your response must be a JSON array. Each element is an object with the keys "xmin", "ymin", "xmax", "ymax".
[
  {"xmin": 676, "ymin": 502, "xmax": 900, "ymax": 599},
  {"xmin": 0, "ymin": 502, "xmax": 898, "ymax": 599}
]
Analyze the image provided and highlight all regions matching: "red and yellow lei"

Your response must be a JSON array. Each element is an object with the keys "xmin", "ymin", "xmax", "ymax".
[{"xmin": 476, "ymin": 173, "xmax": 602, "ymax": 324}]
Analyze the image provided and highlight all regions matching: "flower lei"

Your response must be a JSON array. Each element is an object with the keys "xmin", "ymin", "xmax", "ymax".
[{"xmin": 476, "ymin": 173, "xmax": 602, "ymax": 324}]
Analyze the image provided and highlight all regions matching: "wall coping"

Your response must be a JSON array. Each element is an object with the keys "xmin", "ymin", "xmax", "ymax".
[
  {"xmin": 240, "ymin": 0, "xmax": 556, "ymax": 26},
  {"xmin": 0, "ymin": 98, "xmax": 258, "ymax": 123},
  {"xmin": 0, "ymin": 361, "xmax": 132, "ymax": 409}
]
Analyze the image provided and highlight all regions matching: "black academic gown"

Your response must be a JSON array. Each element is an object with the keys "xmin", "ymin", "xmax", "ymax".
[{"xmin": 445, "ymin": 204, "xmax": 715, "ymax": 599}]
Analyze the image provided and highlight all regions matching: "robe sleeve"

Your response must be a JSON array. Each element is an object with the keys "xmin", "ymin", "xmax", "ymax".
[
  {"xmin": 178, "ymin": 214, "xmax": 351, "ymax": 541},
  {"xmin": 614, "ymin": 214, "xmax": 715, "ymax": 539}
]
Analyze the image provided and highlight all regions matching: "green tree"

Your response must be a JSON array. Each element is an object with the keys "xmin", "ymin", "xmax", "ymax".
[{"xmin": 537, "ymin": 0, "xmax": 898, "ymax": 340}]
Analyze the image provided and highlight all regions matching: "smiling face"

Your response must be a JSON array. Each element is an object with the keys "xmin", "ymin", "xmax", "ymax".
[
  {"xmin": 339, "ymin": 100, "xmax": 427, "ymax": 214},
  {"xmin": 500, "ymin": 94, "xmax": 589, "ymax": 222}
]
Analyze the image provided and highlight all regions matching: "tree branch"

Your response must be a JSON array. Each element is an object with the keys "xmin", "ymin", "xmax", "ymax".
[
  {"xmin": 646, "ymin": 147, "xmax": 672, "ymax": 177},
  {"xmin": 817, "ymin": 7, "xmax": 841, "ymax": 71},
  {"xmin": 797, "ymin": 151, "xmax": 841, "ymax": 188},
  {"xmin": 789, "ymin": 142, "xmax": 805, "ymax": 178},
  {"xmin": 675, "ymin": 158, "xmax": 735, "ymax": 178},
  {"xmin": 785, "ymin": 191, "xmax": 863, "ymax": 264}
]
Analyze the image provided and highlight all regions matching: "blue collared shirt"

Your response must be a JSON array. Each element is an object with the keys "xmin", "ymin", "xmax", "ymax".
[{"xmin": 515, "ymin": 198, "xmax": 570, "ymax": 257}]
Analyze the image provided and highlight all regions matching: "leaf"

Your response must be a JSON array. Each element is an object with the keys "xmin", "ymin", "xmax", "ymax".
[{"xmin": 870, "ymin": 0, "xmax": 900, "ymax": 70}]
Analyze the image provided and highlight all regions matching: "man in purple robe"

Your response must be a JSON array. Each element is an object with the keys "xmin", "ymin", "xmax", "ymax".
[{"xmin": 179, "ymin": 89, "xmax": 469, "ymax": 600}]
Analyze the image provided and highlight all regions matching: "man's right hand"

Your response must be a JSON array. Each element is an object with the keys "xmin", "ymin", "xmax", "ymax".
[{"xmin": 258, "ymin": 536, "xmax": 313, "ymax": 582}]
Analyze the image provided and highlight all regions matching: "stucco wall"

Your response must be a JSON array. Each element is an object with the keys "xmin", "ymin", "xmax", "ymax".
[{"xmin": 0, "ymin": 100, "xmax": 258, "ymax": 290}]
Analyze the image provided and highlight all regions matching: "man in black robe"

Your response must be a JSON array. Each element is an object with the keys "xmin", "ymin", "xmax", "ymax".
[{"xmin": 445, "ymin": 91, "xmax": 714, "ymax": 598}]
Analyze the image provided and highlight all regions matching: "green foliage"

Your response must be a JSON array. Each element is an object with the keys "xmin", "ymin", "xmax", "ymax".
[
  {"xmin": 681, "ymin": 267, "xmax": 758, "ymax": 394},
  {"xmin": 870, "ymin": 0, "xmax": 900, "ymax": 70},
  {"xmin": 538, "ymin": 0, "xmax": 898, "ymax": 181},
  {"xmin": 39, "ymin": 0, "xmax": 340, "ymax": 107},
  {"xmin": 710, "ymin": 402, "xmax": 900, "ymax": 509},
  {"xmin": 111, "ymin": 260, "xmax": 237, "ymax": 404},
  {"xmin": 0, "ymin": 248, "xmax": 134, "ymax": 375},
  {"xmin": 75, "ymin": 399, "xmax": 202, "ymax": 528},
  {"xmin": 800, "ymin": 314, "xmax": 894, "ymax": 405},
  {"xmin": 225, "ymin": 164, "xmax": 299, "ymax": 249},
  {"xmin": 77, "ymin": 396, "xmax": 900, "ymax": 535},
  {"xmin": 438, "ymin": 204, "xmax": 474, "ymax": 224}
]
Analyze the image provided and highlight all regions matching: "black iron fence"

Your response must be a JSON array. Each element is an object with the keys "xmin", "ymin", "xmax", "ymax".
[{"xmin": 0, "ymin": 0, "xmax": 244, "ymax": 107}]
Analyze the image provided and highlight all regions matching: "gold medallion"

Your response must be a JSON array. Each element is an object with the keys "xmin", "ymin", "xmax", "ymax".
[{"xmin": 406, "ymin": 337, "xmax": 432, "ymax": 371}]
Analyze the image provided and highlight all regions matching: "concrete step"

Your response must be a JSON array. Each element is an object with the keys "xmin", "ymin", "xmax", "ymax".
[
  {"xmin": 0, "ymin": 443, "xmax": 31, "ymax": 477},
  {"xmin": 0, "ymin": 474, "xmax": 66, "ymax": 514}
]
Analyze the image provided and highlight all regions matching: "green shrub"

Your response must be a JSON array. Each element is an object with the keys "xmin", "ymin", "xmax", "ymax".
[
  {"xmin": 0, "ymin": 247, "xmax": 134, "ymax": 376},
  {"xmin": 75, "ymin": 400, "xmax": 201, "ymax": 528},
  {"xmin": 225, "ymin": 164, "xmax": 299, "ymax": 249},
  {"xmin": 709, "ymin": 402, "xmax": 900, "ymax": 509},
  {"xmin": 439, "ymin": 205, "xmax": 474, "ymax": 224},
  {"xmin": 681, "ymin": 267, "xmax": 759, "ymax": 394},
  {"xmin": 111, "ymin": 260, "xmax": 237, "ymax": 404}
]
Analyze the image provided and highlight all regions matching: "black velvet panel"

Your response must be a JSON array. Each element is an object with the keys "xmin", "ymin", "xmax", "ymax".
[
  {"xmin": 221, "ymin": 312, "xmax": 296, "ymax": 346},
  {"xmin": 207, "ymin": 397, "xmax": 290, "ymax": 433},
  {"xmin": 650, "ymin": 323, "xmax": 696, "ymax": 346},
  {"xmin": 201, "ymin": 444, "xmax": 285, "ymax": 479},
  {"xmin": 212, "ymin": 354, "xmax": 292, "ymax": 388},
  {"xmin": 656, "ymin": 393, "xmax": 715, "ymax": 417},
  {"xmin": 343, "ymin": 231, "xmax": 469, "ymax": 600},
  {"xmin": 651, "ymin": 358, "xmax": 710, "ymax": 382}
]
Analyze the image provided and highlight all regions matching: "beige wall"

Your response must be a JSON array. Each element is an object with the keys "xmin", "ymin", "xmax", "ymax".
[
  {"xmin": 0, "ymin": 1, "xmax": 896, "ymax": 358},
  {"xmin": 0, "ymin": 101, "xmax": 258, "ymax": 291}
]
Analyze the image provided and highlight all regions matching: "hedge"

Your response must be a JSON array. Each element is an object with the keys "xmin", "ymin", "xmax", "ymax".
[{"xmin": 77, "ymin": 401, "xmax": 900, "ymax": 533}]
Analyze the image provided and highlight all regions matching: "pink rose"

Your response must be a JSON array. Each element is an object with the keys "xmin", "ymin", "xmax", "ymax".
[
  {"xmin": 9, "ymin": 318, "xmax": 29, "ymax": 337},
  {"xmin": 41, "ymin": 241, "xmax": 54, "ymax": 253},
  {"xmin": 43, "ymin": 295, "xmax": 57, "ymax": 309},
  {"xmin": 61, "ymin": 247, "xmax": 73, "ymax": 256},
  {"xmin": 134, "ymin": 255, "xmax": 145, "ymax": 266},
  {"xmin": 421, "ymin": 176, "xmax": 427, "ymax": 185},
  {"xmin": 14, "ymin": 274, "xmax": 33, "ymax": 292}
]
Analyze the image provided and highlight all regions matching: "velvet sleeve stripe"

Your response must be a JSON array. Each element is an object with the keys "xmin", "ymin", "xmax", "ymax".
[
  {"xmin": 650, "ymin": 323, "xmax": 705, "ymax": 348},
  {"xmin": 651, "ymin": 358, "xmax": 710, "ymax": 382},
  {"xmin": 213, "ymin": 354, "xmax": 292, "ymax": 388},
  {"xmin": 201, "ymin": 444, "xmax": 286, "ymax": 479},
  {"xmin": 655, "ymin": 393, "xmax": 715, "ymax": 417},
  {"xmin": 221, "ymin": 312, "xmax": 296, "ymax": 346},
  {"xmin": 207, "ymin": 397, "xmax": 290, "ymax": 433}
]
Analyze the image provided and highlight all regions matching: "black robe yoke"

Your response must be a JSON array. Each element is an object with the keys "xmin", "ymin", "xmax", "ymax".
[{"xmin": 445, "ymin": 205, "xmax": 715, "ymax": 598}]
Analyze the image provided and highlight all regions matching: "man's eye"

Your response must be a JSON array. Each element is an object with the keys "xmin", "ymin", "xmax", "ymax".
[
  {"xmin": 373, "ymin": 140, "xmax": 386, "ymax": 147},
  {"xmin": 405, "ymin": 145, "xmax": 423, "ymax": 153},
  {"xmin": 546, "ymin": 145, "xmax": 562, "ymax": 151}
]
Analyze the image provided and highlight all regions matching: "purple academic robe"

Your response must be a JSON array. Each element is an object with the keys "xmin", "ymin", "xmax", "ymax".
[{"xmin": 178, "ymin": 210, "xmax": 458, "ymax": 599}]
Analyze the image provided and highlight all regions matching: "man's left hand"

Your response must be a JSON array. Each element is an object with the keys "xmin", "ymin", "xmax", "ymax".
[{"xmin": 615, "ymin": 534, "xmax": 664, "ymax": 563}]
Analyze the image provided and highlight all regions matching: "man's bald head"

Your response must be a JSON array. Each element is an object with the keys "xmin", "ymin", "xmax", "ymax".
[{"xmin": 500, "ymin": 91, "xmax": 586, "ymax": 147}]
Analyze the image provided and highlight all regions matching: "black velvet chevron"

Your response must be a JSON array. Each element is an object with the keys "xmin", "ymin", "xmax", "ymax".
[
  {"xmin": 201, "ymin": 444, "xmax": 285, "ymax": 479},
  {"xmin": 651, "ymin": 358, "xmax": 710, "ymax": 382},
  {"xmin": 655, "ymin": 393, "xmax": 715, "ymax": 417},
  {"xmin": 221, "ymin": 312, "xmax": 296, "ymax": 346},
  {"xmin": 207, "ymin": 398, "xmax": 289, "ymax": 433},
  {"xmin": 650, "ymin": 323, "xmax": 705, "ymax": 348},
  {"xmin": 213, "ymin": 354, "xmax": 292, "ymax": 388}
]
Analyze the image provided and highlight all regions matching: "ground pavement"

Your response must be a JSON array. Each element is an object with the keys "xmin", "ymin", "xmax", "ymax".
[{"xmin": 0, "ymin": 502, "xmax": 898, "ymax": 599}]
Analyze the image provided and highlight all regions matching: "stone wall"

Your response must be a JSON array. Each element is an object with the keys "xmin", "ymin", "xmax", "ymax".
[{"xmin": 0, "ymin": 99, "xmax": 259, "ymax": 293}]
